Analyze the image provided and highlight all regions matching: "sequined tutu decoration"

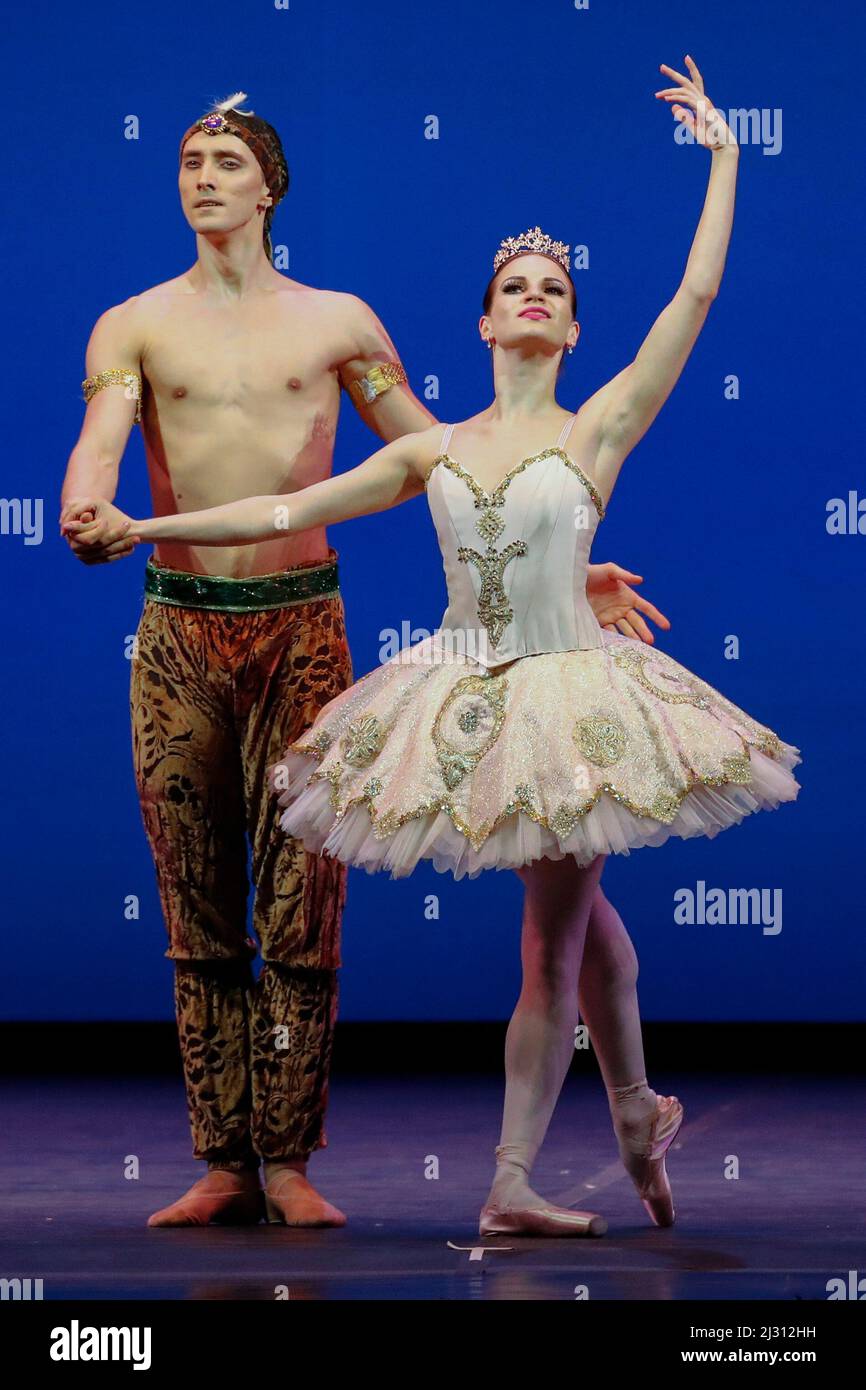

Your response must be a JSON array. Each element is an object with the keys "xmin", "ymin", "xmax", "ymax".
[{"xmin": 267, "ymin": 629, "xmax": 802, "ymax": 881}]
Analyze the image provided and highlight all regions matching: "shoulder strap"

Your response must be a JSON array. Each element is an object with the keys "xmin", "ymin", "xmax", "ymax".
[
  {"xmin": 439, "ymin": 422, "xmax": 456, "ymax": 455},
  {"xmin": 556, "ymin": 410, "xmax": 578, "ymax": 450}
]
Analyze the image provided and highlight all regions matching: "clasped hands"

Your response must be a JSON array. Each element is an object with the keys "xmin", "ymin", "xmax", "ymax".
[{"xmin": 60, "ymin": 497, "xmax": 139, "ymax": 565}]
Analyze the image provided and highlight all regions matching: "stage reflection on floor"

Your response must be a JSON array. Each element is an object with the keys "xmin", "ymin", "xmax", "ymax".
[{"xmin": 3, "ymin": 1073, "xmax": 860, "ymax": 1301}]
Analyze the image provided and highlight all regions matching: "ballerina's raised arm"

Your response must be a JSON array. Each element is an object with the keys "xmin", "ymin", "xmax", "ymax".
[{"xmin": 587, "ymin": 57, "xmax": 739, "ymax": 507}]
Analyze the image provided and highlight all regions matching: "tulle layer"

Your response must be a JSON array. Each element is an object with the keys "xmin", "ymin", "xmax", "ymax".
[{"xmin": 267, "ymin": 630, "xmax": 802, "ymax": 881}]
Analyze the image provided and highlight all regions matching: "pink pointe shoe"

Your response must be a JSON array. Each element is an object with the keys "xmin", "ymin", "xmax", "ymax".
[
  {"xmin": 147, "ymin": 1171, "xmax": 265, "ymax": 1228},
  {"xmin": 617, "ymin": 1094, "xmax": 684, "ymax": 1228},
  {"xmin": 479, "ymin": 1204, "xmax": 607, "ymax": 1238}
]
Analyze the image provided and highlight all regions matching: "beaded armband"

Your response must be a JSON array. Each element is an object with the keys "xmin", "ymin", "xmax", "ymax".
[
  {"xmin": 346, "ymin": 362, "xmax": 407, "ymax": 409},
  {"xmin": 81, "ymin": 368, "xmax": 143, "ymax": 424}
]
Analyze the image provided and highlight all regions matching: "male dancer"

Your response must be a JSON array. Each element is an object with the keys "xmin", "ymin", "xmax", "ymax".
[{"xmin": 62, "ymin": 94, "xmax": 668, "ymax": 1229}]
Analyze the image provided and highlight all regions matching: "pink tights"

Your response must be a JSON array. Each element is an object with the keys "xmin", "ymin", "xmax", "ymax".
[{"xmin": 489, "ymin": 856, "xmax": 659, "ymax": 1211}]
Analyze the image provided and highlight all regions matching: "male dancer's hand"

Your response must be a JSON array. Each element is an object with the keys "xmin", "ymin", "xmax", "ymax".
[
  {"xmin": 586, "ymin": 562, "xmax": 671, "ymax": 644},
  {"xmin": 60, "ymin": 497, "xmax": 137, "ymax": 564}
]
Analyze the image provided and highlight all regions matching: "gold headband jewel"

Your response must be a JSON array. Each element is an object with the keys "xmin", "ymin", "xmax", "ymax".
[{"xmin": 196, "ymin": 113, "xmax": 234, "ymax": 137}]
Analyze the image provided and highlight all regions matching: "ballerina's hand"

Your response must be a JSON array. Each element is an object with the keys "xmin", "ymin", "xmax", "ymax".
[
  {"xmin": 586, "ymin": 562, "xmax": 671, "ymax": 644},
  {"xmin": 655, "ymin": 55, "xmax": 737, "ymax": 152},
  {"xmin": 60, "ymin": 498, "xmax": 141, "ymax": 559}
]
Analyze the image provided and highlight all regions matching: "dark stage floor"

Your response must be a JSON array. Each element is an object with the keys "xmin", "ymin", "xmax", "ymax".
[{"xmin": 2, "ymin": 1073, "xmax": 863, "ymax": 1301}]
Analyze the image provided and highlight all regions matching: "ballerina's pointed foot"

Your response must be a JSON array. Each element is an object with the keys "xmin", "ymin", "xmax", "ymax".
[
  {"xmin": 479, "ymin": 1202, "xmax": 607, "ymax": 1238},
  {"xmin": 617, "ymin": 1094, "xmax": 684, "ymax": 1228},
  {"xmin": 147, "ymin": 1169, "xmax": 265, "ymax": 1228},
  {"xmin": 263, "ymin": 1169, "xmax": 347, "ymax": 1227}
]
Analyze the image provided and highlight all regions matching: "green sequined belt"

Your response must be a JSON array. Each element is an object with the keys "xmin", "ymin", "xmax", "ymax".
[{"xmin": 144, "ymin": 553, "xmax": 341, "ymax": 612}]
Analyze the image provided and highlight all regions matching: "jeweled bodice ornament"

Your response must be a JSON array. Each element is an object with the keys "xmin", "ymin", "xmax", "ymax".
[
  {"xmin": 424, "ymin": 443, "xmax": 607, "ymax": 670},
  {"xmin": 456, "ymin": 535, "xmax": 528, "ymax": 649}
]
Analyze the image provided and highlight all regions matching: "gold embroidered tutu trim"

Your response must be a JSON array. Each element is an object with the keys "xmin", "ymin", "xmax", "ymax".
[
  {"xmin": 287, "ymin": 729, "xmax": 786, "ymax": 854},
  {"xmin": 270, "ymin": 633, "xmax": 801, "ymax": 868}
]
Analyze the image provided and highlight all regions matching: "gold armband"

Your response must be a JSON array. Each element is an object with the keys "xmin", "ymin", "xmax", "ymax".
[
  {"xmin": 81, "ymin": 368, "xmax": 143, "ymax": 424},
  {"xmin": 346, "ymin": 362, "xmax": 407, "ymax": 409}
]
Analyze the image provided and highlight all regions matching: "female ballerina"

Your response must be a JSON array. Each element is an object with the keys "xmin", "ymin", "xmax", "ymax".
[{"xmin": 64, "ymin": 57, "xmax": 801, "ymax": 1236}]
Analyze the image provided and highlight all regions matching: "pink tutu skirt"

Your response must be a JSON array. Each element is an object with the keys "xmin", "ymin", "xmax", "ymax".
[{"xmin": 267, "ymin": 629, "xmax": 802, "ymax": 881}]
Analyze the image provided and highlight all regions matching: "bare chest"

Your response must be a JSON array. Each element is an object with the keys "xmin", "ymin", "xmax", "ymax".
[{"xmin": 140, "ymin": 296, "xmax": 341, "ymax": 412}]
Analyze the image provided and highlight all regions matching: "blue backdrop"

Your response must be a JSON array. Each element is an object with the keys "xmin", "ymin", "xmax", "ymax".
[{"xmin": 2, "ymin": 0, "xmax": 862, "ymax": 1022}]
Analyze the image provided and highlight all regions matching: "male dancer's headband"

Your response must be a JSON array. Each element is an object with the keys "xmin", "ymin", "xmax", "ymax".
[{"xmin": 179, "ymin": 91, "xmax": 289, "ymax": 210}]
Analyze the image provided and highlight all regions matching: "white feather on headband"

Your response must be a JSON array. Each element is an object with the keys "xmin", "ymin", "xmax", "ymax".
[{"xmin": 212, "ymin": 91, "xmax": 255, "ymax": 116}]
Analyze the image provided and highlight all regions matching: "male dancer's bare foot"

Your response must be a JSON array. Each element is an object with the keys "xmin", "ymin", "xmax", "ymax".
[
  {"xmin": 263, "ymin": 1160, "xmax": 347, "ymax": 1227},
  {"xmin": 147, "ymin": 1168, "xmax": 264, "ymax": 1228}
]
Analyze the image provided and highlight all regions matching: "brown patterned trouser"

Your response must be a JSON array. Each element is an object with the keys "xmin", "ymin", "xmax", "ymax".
[{"xmin": 129, "ymin": 553, "xmax": 353, "ymax": 1171}]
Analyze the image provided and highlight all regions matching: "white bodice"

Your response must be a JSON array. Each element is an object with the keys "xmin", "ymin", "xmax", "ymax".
[{"xmin": 424, "ymin": 415, "xmax": 606, "ymax": 671}]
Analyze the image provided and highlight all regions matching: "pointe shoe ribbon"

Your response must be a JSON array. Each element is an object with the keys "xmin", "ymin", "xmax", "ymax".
[
  {"xmin": 147, "ymin": 1173, "xmax": 265, "ymax": 1228},
  {"xmin": 263, "ymin": 1169, "xmax": 347, "ymax": 1227},
  {"xmin": 626, "ymin": 1095, "xmax": 683, "ymax": 1160},
  {"xmin": 479, "ymin": 1204, "xmax": 607, "ymax": 1238},
  {"xmin": 616, "ymin": 1095, "xmax": 684, "ymax": 1228}
]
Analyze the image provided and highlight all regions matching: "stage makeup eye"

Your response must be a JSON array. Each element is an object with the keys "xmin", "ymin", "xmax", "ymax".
[{"xmin": 502, "ymin": 280, "xmax": 566, "ymax": 295}]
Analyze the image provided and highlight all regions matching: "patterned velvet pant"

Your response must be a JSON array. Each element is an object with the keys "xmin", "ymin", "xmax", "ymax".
[{"xmin": 129, "ymin": 553, "xmax": 354, "ymax": 1170}]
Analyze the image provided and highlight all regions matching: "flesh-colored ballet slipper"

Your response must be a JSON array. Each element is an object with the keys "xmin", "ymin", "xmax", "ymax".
[
  {"xmin": 616, "ymin": 1095, "xmax": 684, "ymax": 1228},
  {"xmin": 479, "ymin": 1204, "xmax": 607, "ymax": 1238},
  {"xmin": 147, "ymin": 1172, "xmax": 265, "ymax": 1228},
  {"xmin": 263, "ymin": 1169, "xmax": 347, "ymax": 1227}
]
